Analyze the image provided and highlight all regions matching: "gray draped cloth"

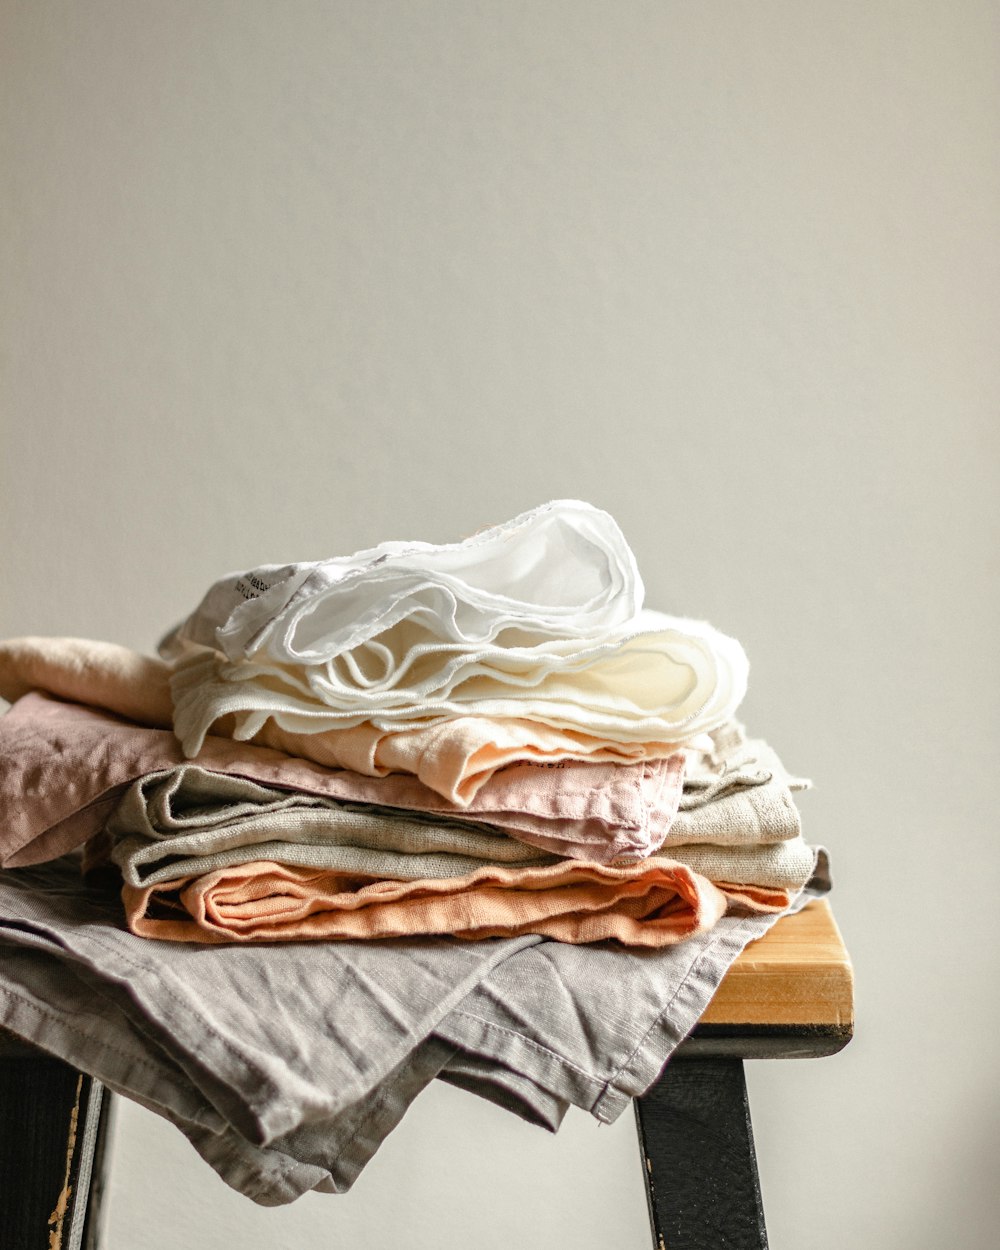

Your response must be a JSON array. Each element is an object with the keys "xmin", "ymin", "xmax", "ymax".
[{"xmin": 0, "ymin": 855, "xmax": 826, "ymax": 1204}]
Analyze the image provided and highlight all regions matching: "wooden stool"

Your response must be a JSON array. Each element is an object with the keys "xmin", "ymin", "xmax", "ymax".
[{"xmin": 0, "ymin": 899, "xmax": 852, "ymax": 1250}]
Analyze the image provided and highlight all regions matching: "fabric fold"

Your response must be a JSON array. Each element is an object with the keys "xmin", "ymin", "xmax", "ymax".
[
  {"xmin": 0, "ymin": 693, "xmax": 802, "ymax": 870},
  {"xmin": 160, "ymin": 500, "xmax": 646, "ymax": 664},
  {"xmin": 0, "ymin": 694, "xmax": 699, "ymax": 868},
  {"xmin": 166, "ymin": 607, "xmax": 749, "ymax": 756},
  {"xmin": 121, "ymin": 856, "xmax": 759, "ymax": 946},
  {"xmin": 103, "ymin": 764, "xmax": 819, "ymax": 895},
  {"xmin": 0, "ymin": 635, "xmax": 694, "ymax": 805}
]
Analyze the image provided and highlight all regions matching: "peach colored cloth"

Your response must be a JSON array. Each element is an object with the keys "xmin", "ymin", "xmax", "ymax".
[
  {"xmin": 122, "ymin": 857, "xmax": 791, "ymax": 948},
  {"xmin": 249, "ymin": 709, "xmax": 685, "ymax": 806},
  {"xmin": 0, "ymin": 636, "xmax": 688, "ymax": 804},
  {"xmin": 0, "ymin": 636, "xmax": 173, "ymax": 726}
]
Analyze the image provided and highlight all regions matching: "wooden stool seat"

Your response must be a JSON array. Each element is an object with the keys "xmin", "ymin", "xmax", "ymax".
[{"xmin": 688, "ymin": 897, "xmax": 854, "ymax": 1052}]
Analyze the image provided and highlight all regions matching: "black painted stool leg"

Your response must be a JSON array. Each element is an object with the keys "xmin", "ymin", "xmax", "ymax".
[
  {"xmin": 635, "ymin": 1058, "xmax": 768, "ymax": 1250},
  {"xmin": 0, "ymin": 1056, "xmax": 111, "ymax": 1250}
]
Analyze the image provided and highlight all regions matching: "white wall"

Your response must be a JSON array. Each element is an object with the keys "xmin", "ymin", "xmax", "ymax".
[{"xmin": 2, "ymin": 3, "xmax": 998, "ymax": 1247}]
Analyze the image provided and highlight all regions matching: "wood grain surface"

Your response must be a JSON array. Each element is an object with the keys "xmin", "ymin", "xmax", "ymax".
[{"xmin": 701, "ymin": 898, "xmax": 853, "ymax": 1028}]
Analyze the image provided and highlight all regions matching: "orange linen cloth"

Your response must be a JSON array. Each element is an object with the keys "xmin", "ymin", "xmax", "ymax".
[{"xmin": 122, "ymin": 858, "xmax": 791, "ymax": 948}]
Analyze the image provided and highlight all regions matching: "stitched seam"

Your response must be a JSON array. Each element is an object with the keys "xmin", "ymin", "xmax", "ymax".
[
  {"xmin": 445, "ymin": 1010, "xmax": 605, "ymax": 1088},
  {"xmin": 592, "ymin": 912, "xmax": 761, "ymax": 1109},
  {"xmin": 0, "ymin": 983, "xmax": 185, "ymax": 1080}
]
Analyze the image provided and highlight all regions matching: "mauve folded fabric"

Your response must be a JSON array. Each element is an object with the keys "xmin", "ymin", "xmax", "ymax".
[
  {"xmin": 0, "ymin": 856, "xmax": 813, "ymax": 1202},
  {"xmin": 0, "ymin": 695, "xmax": 700, "ymax": 867},
  {"xmin": 0, "ymin": 693, "xmax": 801, "ymax": 870}
]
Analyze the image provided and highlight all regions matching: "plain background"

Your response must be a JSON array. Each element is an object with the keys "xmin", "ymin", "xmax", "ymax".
[{"xmin": 2, "ymin": 3, "xmax": 998, "ymax": 1247}]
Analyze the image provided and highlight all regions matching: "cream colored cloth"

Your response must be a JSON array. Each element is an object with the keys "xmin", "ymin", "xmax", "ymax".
[
  {"xmin": 166, "ymin": 608, "xmax": 748, "ymax": 756},
  {"xmin": 160, "ymin": 500, "xmax": 646, "ymax": 663},
  {"xmin": 121, "ymin": 856, "xmax": 791, "ymax": 948},
  {"xmin": 159, "ymin": 501, "xmax": 747, "ymax": 752}
]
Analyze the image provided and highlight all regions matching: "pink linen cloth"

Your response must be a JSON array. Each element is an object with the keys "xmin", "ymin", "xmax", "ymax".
[{"xmin": 0, "ymin": 693, "xmax": 685, "ymax": 868}]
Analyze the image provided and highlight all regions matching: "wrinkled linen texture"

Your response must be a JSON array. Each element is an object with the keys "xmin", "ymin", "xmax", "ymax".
[
  {"xmin": 0, "ymin": 501, "xmax": 825, "ymax": 1208},
  {"xmin": 121, "ymin": 856, "xmax": 774, "ymax": 947},
  {"xmin": 0, "ymin": 857, "xmax": 819, "ymax": 1203},
  {"xmin": 106, "ymin": 765, "xmax": 817, "ymax": 892},
  {"xmin": 0, "ymin": 694, "xmax": 688, "ymax": 867},
  {"xmin": 0, "ymin": 634, "xmax": 697, "ymax": 807},
  {"xmin": 0, "ymin": 694, "xmax": 803, "ymax": 870},
  {"xmin": 166, "ymin": 608, "xmax": 749, "ymax": 753}
]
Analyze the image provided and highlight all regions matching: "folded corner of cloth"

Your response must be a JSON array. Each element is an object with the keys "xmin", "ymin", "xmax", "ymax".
[
  {"xmin": 0, "ymin": 635, "xmax": 173, "ymax": 727},
  {"xmin": 161, "ymin": 499, "xmax": 647, "ymax": 663},
  {"xmin": 117, "ymin": 854, "xmax": 794, "ymax": 948}
]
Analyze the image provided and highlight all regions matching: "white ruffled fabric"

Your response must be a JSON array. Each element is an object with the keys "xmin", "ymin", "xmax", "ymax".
[
  {"xmin": 162, "ymin": 501, "xmax": 750, "ymax": 759},
  {"xmin": 161, "ymin": 500, "xmax": 643, "ymax": 664}
]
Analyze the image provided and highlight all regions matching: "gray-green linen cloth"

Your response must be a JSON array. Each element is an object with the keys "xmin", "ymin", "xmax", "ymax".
[{"xmin": 107, "ymin": 765, "xmax": 818, "ymax": 891}]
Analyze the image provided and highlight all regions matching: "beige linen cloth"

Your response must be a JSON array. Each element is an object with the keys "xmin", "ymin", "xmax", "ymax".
[
  {"xmin": 107, "ymin": 765, "xmax": 819, "ymax": 892},
  {"xmin": 107, "ymin": 766, "xmax": 805, "ymax": 949},
  {"xmin": 0, "ymin": 636, "xmax": 690, "ymax": 805}
]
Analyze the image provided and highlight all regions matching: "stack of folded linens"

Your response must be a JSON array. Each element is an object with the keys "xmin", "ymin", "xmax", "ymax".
[{"xmin": 0, "ymin": 500, "xmax": 826, "ymax": 1203}]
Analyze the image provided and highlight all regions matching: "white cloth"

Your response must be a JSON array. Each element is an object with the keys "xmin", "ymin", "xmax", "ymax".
[
  {"xmin": 167, "ymin": 611, "xmax": 748, "ymax": 755},
  {"xmin": 161, "ymin": 501, "xmax": 748, "ymax": 757},
  {"xmin": 161, "ymin": 500, "xmax": 643, "ymax": 664}
]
